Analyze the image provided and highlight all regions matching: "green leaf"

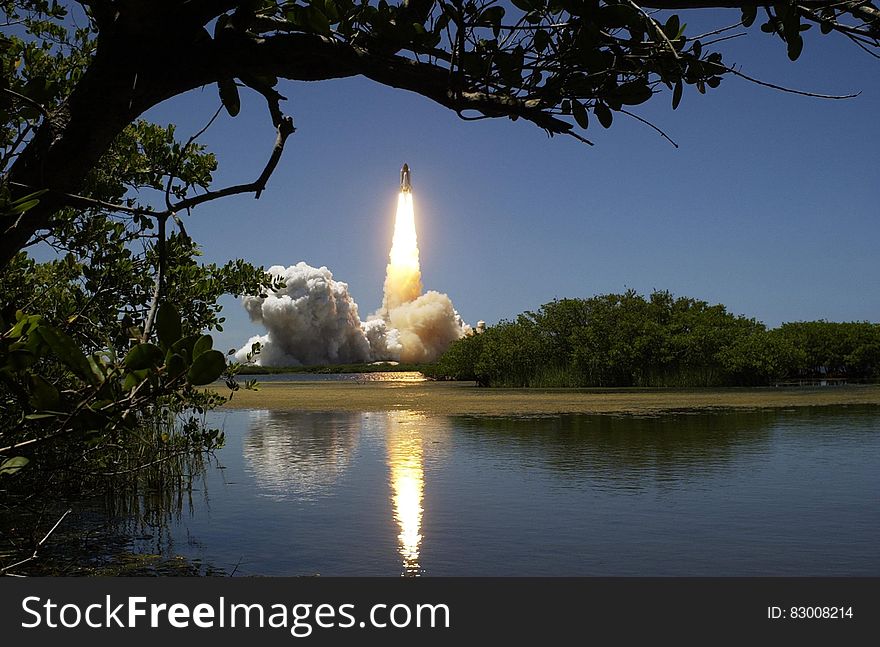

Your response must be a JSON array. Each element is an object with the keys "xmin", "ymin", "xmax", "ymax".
[
  {"xmin": 787, "ymin": 33, "xmax": 803, "ymax": 61},
  {"xmin": 479, "ymin": 6, "xmax": 505, "ymax": 27},
  {"xmin": 305, "ymin": 6, "xmax": 331, "ymax": 35},
  {"xmin": 170, "ymin": 334, "xmax": 200, "ymax": 364},
  {"xmin": 9, "ymin": 313, "xmax": 42, "ymax": 339},
  {"xmin": 24, "ymin": 413, "xmax": 59, "ymax": 421},
  {"xmin": 599, "ymin": 4, "xmax": 637, "ymax": 30},
  {"xmin": 741, "ymin": 7, "xmax": 757, "ymax": 28},
  {"xmin": 511, "ymin": 0, "xmax": 538, "ymax": 11},
  {"xmin": 124, "ymin": 343, "xmax": 164, "ymax": 370},
  {"xmin": 35, "ymin": 326, "xmax": 97, "ymax": 385},
  {"xmin": 156, "ymin": 302, "xmax": 182, "ymax": 350},
  {"xmin": 0, "ymin": 457, "xmax": 30, "ymax": 477},
  {"xmin": 571, "ymin": 100, "xmax": 589, "ymax": 129},
  {"xmin": 663, "ymin": 15, "xmax": 680, "ymax": 40},
  {"xmin": 166, "ymin": 352, "xmax": 187, "ymax": 379},
  {"xmin": 192, "ymin": 334, "xmax": 213, "ymax": 359},
  {"xmin": 8, "ymin": 198, "xmax": 40, "ymax": 214},
  {"xmin": 594, "ymin": 102, "xmax": 613, "ymax": 128},
  {"xmin": 5, "ymin": 189, "xmax": 47, "ymax": 215},
  {"xmin": 86, "ymin": 355, "xmax": 107, "ymax": 383},
  {"xmin": 218, "ymin": 78, "xmax": 240, "ymax": 117},
  {"xmin": 672, "ymin": 79, "xmax": 683, "ymax": 110},
  {"xmin": 6, "ymin": 348, "xmax": 36, "ymax": 371},
  {"xmin": 123, "ymin": 368, "xmax": 151, "ymax": 392},
  {"xmin": 321, "ymin": 0, "xmax": 339, "ymax": 23},
  {"xmin": 615, "ymin": 80, "xmax": 653, "ymax": 105},
  {"xmin": 28, "ymin": 375, "xmax": 60, "ymax": 410},
  {"xmin": 187, "ymin": 350, "xmax": 226, "ymax": 386},
  {"xmin": 534, "ymin": 29, "xmax": 550, "ymax": 52}
]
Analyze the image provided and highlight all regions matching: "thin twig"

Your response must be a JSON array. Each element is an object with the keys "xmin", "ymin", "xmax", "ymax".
[
  {"xmin": 1, "ymin": 508, "xmax": 71, "ymax": 575},
  {"xmin": 699, "ymin": 32, "xmax": 747, "ymax": 47},
  {"xmin": 97, "ymin": 451, "xmax": 192, "ymax": 476},
  {"xmin": 723, "ymin": 64, "xmax": 860, "ymax": 99},
  {"xmin": 691, "ymin": 21, "xmax": 748, "ymax": 40},
  {"xmin": 619, "ymin": 108, "xmax": 679, "ymax": 148}
]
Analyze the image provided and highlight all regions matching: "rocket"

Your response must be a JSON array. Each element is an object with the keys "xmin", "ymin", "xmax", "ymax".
[{"xmin": 400, "ymin": 163, "xmax": 412, "ymax": 192}]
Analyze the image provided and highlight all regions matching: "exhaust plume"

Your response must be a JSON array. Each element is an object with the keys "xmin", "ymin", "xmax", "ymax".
[
  {"xmin": 381, "ymin": 191, "xmax": 422, "ymax": 312},
  {"xmin": 236, "ymin": 169, "xmax": 469, "ymax": 366},
  {"xmin": 235, "ymin": 262, "xmax": 373, "ymax": 366}
]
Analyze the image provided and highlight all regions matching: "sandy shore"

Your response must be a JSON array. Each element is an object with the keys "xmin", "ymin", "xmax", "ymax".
[{"xmin": 210, "ymin": 381, "xmax": 880, "ymax": 416}]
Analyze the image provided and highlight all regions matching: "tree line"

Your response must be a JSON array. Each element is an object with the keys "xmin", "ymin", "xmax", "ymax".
[{"xmin": 428, "ymin": 291, "xmax": 880, "ymax": 387}]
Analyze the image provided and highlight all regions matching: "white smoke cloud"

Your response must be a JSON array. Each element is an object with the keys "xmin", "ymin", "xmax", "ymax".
[
  {"xmin": 385, "ymin": 291, "xmax": 469, "ymax": 363},
  {"xmin": 235, "ymin": 263, "xmax": 373, "ymax": 366},
  {"xmin": 235, "ymin": 262, "xmax": 469, "ymax": 366}
]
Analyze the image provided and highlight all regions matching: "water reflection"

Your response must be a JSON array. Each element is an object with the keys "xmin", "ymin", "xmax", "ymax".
[
  {"xmin": 241, "ymin": 409, "xmax": 450, "ymax": 574},
  {"xmin": 385, "ymin": 411, "xmax": 429, "ymax": 576},
  {"xmin": 453, "ymin": 411, "xmax": 781, "ymax": 490},
  {"xmin": 242, "ymin": 410, "xmax": 362, "ymax": 501}
]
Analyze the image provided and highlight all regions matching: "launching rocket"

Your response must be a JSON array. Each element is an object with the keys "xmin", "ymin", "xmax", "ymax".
[{"xmin": 400, "ymin": 163, "xmax": 412, "ymax": 192}]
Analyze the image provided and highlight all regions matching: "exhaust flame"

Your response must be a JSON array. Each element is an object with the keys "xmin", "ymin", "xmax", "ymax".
[{"xmin": 382, "ymin": 191, "xmax": 423, "ymax": 313}]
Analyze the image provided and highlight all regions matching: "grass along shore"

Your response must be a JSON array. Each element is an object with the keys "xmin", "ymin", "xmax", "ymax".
[{"xmin": 211, "ymin": 381, "xmax": 880, "ymax": 416}]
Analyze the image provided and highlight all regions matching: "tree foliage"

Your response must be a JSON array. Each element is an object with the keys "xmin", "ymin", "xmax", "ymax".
[
  {"xmin": 0, "ymin": 3, "xmax": 280, "ymax": 487},
  {"xmin": 429, "ymin": 291, "xmax": 880, "ymax": 386}
]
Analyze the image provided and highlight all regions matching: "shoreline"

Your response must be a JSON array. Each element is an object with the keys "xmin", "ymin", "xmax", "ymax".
[{"xmin": 210, "ymin": 382, "xmax": 880, "ymax": 416}]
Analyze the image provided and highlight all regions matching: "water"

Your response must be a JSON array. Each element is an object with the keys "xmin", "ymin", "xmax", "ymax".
[{"xmin": 129, "ymin": 406, "xmax": 880, "ymax": 576}]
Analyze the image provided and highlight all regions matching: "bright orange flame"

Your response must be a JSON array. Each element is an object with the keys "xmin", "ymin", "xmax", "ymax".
[{"xmin": 382, "ymin": 191, "xmax": 423, "ymax": 312}]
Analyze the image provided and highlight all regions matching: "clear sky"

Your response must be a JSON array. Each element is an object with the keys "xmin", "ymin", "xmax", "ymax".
[{"xmin": 142, "ymin": 10, "xmax": 879, "ymax": 354}]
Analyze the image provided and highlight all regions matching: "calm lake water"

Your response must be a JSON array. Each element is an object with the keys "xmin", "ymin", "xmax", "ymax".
[{"xmin": 128, "ymin": 405, "xmax": 880, "ymax": 576}]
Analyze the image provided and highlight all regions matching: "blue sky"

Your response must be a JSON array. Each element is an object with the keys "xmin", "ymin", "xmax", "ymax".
[{"xmin": 141, "ymin": 11, "xmax": 879, "ymax": 354}]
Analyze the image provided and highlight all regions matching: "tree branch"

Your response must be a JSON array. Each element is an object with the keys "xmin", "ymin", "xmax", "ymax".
[
  {"xmin": 1, "ymin": 88, "xmax": 51, "ymax": 121},
  {"xmin": 7, "ymin": 181, "xmax": 155, "ymax": 217},
  {"xmin": 170, "ymin": 113, "xmax": 295, "ymax": 212},
  {"xmin": 141, "ymin": 214, "xmax": 166, "ymax": 340}
]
